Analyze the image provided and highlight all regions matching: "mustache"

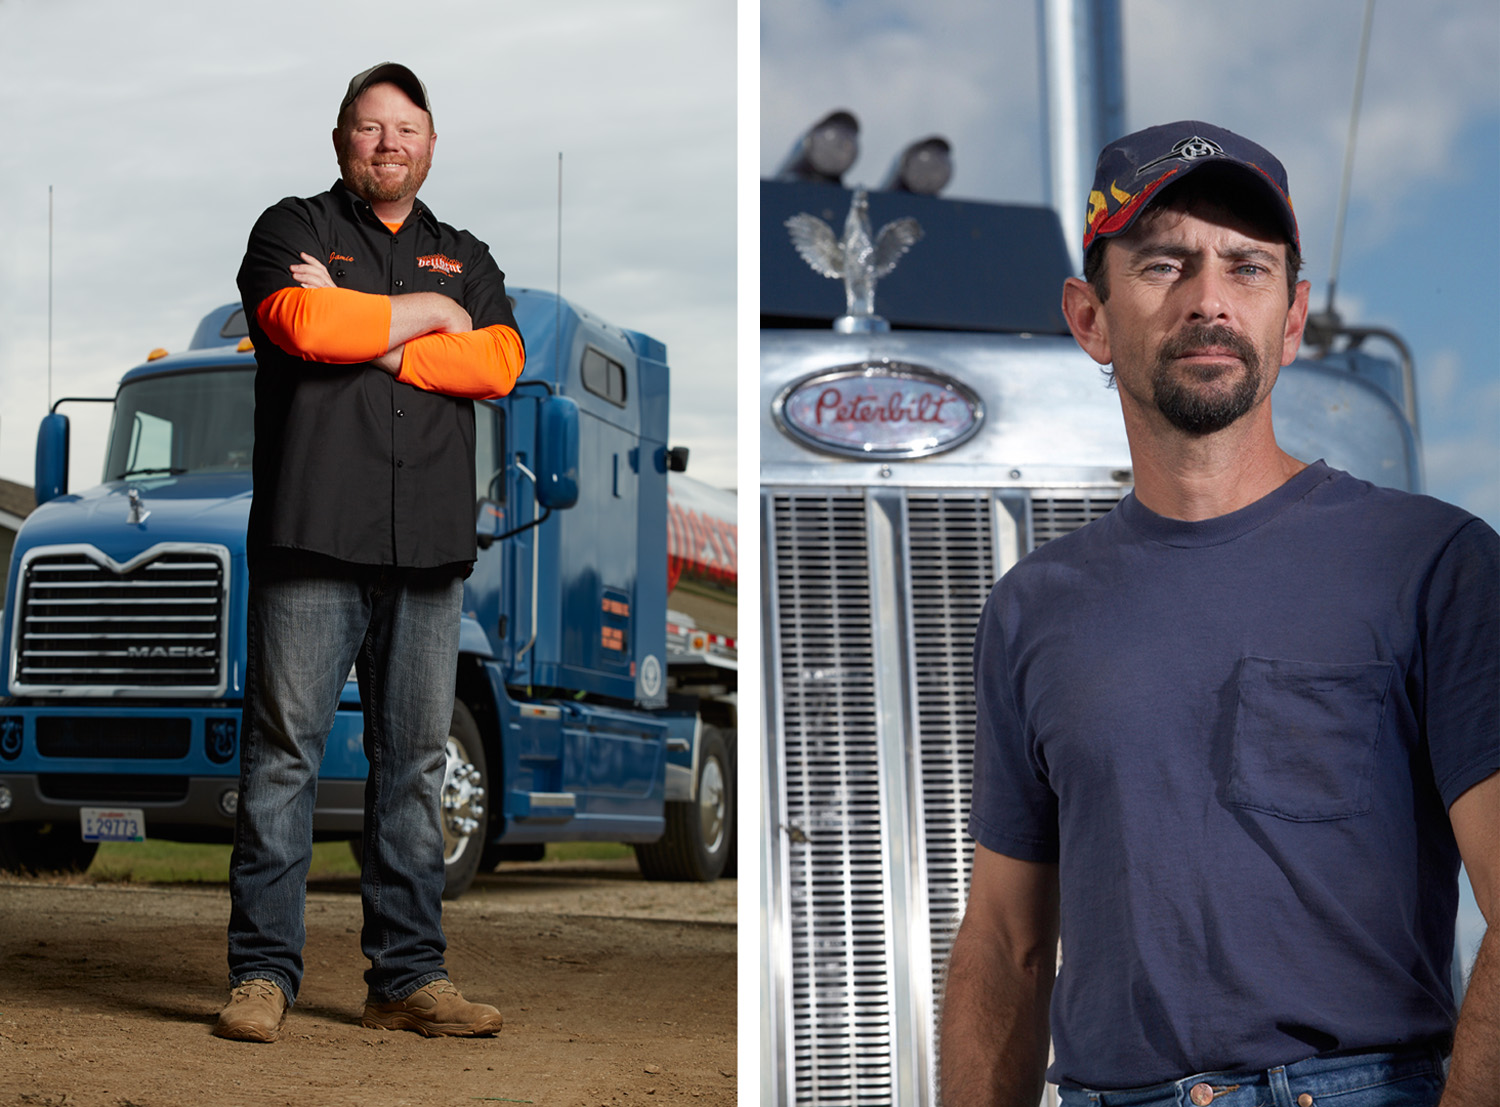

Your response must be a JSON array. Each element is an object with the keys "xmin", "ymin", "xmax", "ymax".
[{"xmin": 1158, "ymin": 324, "xmax": 1258, "ymax": 365}]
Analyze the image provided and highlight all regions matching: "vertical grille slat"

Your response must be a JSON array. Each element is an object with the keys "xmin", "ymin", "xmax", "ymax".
[
  {"xmin": 773, "ymin": 492, "xmax": 894, "ymax": 1106},
  {"xmin": 768, "ymin": 484, "xmax": 1123, "ymax": 1106},
  {"xmin": 907, "ymin": 493, "xmax": 998, "ymax": 1011},
  {"xmin": 14, "ymin": 546, "xmax": 230, "ymax": 694}
]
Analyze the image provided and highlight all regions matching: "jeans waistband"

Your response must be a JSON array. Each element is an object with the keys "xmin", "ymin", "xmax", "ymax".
[{"xmin": 1066, "ymin": 1044, "xmax": 1447, "ymax": 1106}]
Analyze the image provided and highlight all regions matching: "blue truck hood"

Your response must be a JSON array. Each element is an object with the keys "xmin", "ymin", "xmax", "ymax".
[{"xmin": 17, "ymin": 473, "xmax": 252, "ymax": 563}]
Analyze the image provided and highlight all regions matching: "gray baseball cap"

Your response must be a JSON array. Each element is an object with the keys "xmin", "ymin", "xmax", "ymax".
[{"xmin": 340, "ymin": 62, "xmax": 431, "ymax": 119}]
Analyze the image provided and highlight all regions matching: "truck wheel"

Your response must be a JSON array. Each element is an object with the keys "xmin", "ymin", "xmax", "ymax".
[
  {"xmin": 0, "ymin": 821, "xmax": 100, "ymax": 876},
  {"xmin": 441, "ymin": 699, "xmax": 489, "ymax": 900},
  {"xmin": 634, "ymin": 725, "xmax": 733, "ymax": 881}
]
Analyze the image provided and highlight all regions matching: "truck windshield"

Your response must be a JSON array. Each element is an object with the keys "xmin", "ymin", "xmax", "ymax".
[{"xmin": 103, "ymin": 368, "xmax": 256, "ymax": 481}]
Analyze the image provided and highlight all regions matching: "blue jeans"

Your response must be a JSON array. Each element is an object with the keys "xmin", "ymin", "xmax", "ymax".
[
  {"xmin": 1057, "ymin": 1047, "xmax": 1447, "ymax": 1107},
  {"xmin": 227, "ymin": 553, "xmax": 464, "ymax": 1005}
]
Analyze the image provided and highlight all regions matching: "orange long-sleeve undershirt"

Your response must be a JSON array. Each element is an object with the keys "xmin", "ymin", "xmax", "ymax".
[
  {"xmin": 256, "ymin": 287, "xmax": 525, "ymax": 400},
  {"xmin": 258, "ymin": 285, "xmax": 390, "ymax": 363},
  {"xmin": 400, "ymin": 325, "xmax": 525, "ymax": 399}
]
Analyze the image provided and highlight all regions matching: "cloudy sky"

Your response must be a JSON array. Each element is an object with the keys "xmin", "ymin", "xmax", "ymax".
[
  {"xmin": 0, "ymin": 0, "xmax": 736, "ymax": 491},
  {"xmin": 762, "ymin": 0, "xmax": 1500, "ymax": 532}
]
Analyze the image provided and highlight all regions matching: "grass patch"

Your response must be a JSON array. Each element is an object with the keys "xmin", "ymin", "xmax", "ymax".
[
  {"xmin": 90, "ymin": 840, "xmax": 358, "ymax": 884},
  {"xmin": 544, "ymin": 841, "xmax": 633, "ymax": 862}
]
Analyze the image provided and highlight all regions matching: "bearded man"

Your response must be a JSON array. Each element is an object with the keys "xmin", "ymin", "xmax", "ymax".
[
  {"xmin": 214, "ymin": 62, "xmax": 524, "ymax": 1043},
  {"xmin": 940, "ymin": 122, "xmax": 1498, "ymax": 1106}
]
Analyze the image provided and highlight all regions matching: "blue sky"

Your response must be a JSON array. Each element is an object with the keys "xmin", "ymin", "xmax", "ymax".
[{"xmin": 762, "ymin": 0, "xmax": 1500, "ymax": 531}]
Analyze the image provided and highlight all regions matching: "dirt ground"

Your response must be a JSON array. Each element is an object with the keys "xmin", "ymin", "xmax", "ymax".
[{"xmin": 0, "ymin": 859, "xmax": 737, "ymax": 1107}]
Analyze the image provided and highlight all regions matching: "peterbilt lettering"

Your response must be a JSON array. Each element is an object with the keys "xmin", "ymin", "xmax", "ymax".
[{"xmin": 812, "ymin": 385, "xmax": 956, "ymax": 425}]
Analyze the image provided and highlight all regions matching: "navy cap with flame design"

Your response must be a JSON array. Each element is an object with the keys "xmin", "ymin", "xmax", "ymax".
[{"xmin": 1083, "ymin": 121, "xmax": 1299, "ymax": 255}]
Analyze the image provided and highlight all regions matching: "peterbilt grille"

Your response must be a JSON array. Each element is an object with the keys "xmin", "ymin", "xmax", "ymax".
[
  {"xmin": 767, "ymin": 487, "xmax": 1121, "ymax": 1106},
  {"xmin": 13, "ymin": 547, "xmax": 229, "ymax": 694},
  {"xmin": 772, "ymin": 492, "xmax": 893, "ymax": 1105}
]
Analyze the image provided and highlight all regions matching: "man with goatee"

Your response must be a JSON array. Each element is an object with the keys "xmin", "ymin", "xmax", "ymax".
[{"xmin": 942, "ymin": 122, "xmax": 1497, "ymax": 1106}]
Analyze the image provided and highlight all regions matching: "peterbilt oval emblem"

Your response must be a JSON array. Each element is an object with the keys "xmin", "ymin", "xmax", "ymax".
[{"xmin": 772, "ymin": 361, "xmax": 984, "ymax": 459}]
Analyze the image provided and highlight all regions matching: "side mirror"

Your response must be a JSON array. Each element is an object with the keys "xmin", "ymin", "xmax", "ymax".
[
  {"xmin": 35, "ymin": 412, "xmax": 71, "ymax": 505},
  {"xmin": 475, "ymin": 498, "xmax": 505, "ymax": 549},
  {"xmin": 536, "ymin": 395, "xmax": 579, "ymax": 509}
]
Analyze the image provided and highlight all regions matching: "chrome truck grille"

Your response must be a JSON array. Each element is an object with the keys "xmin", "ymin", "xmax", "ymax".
[
  {"xmin": 764, "ymin": 486, "xmax": 1122, "ymax": 1106},
  {"xmin": 10, "ymin": 544, "xmax": 231, "ymax": 697}
]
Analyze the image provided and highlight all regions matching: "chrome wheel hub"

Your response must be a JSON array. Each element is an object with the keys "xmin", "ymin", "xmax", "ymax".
[
  {"xmin": 441, "ymin": 736, "xmax": 486, "ymax": 863},
  {"xmin": 698, "ymin": 756, "xmax": 726, "ymax": 853}
]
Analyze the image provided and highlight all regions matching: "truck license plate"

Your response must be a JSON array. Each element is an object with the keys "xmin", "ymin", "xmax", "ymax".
[{"xmin": 80, "ymin": 807, "xmax": 146, "ymax": 843}]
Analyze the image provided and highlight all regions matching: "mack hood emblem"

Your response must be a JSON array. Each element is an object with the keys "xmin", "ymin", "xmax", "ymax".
[
  {"xmin": 785, "ymin": 189, "xmax": 922, "ymax": 333},
  {"xmin": 126, "ymin": 488, "xmax": 151, "ymax": 526},
  {"xmin": 773, "ymin": 361, "xmax": 984, "ymax": 460}
]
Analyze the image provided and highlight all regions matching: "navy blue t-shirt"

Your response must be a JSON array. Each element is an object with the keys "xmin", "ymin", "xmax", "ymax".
[{"xmin": 968, "ymin": 462, "xmax": 1499, "ymax": 1087}]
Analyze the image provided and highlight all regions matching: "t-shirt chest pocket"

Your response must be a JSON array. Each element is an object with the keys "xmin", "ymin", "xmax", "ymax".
[{"xmin": 1225, "ymin": 656, "xmax": 1394, "ymax": 821}]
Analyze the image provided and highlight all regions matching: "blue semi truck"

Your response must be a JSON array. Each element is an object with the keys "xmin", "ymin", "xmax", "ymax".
[{"xmin": 0, "ymin": 290, "xmax": 737, "ymax": 898}]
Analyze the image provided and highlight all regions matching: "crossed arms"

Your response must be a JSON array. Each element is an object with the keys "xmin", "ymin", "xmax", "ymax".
[{"xmin": 256, "ymin": 252, "xmax": 524, "ymax": 400}]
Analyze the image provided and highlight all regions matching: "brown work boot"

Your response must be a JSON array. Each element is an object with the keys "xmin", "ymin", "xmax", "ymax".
[
  {"xmin": 360, "ymin": 979, "xmax": 503, "ymax": 1037},
  {"xmin": 214, "ymin": 979, "xmax": 288, "ymax": 1042}
]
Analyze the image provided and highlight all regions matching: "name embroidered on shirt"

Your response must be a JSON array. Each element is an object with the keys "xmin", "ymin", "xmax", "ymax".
[
  {"xmin": 417, "ymin": 253, "xmax": 463, "ymax": 276},
  {"xmin": 329, "ymin": 252, "xmax": 354, "ymax": 263}
]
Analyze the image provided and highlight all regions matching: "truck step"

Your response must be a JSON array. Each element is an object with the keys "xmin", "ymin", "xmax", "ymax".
[{"xmin": 513, "ymin": 791, "xmax": 576, "ymax": 821}]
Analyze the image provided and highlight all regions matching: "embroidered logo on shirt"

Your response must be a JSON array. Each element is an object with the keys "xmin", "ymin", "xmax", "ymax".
[
  {"xmin": 329, "ymin": 251, "xmax": 354, "ymax": 264},
  {"xmin": 417, "ymin": 253, "xmax": 464, "ymax": 276}
]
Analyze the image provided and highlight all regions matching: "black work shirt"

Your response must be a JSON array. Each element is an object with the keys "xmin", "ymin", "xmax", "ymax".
[{"xmin": 237, "ymin": 180, "xmax": 519, "ymax": 570}]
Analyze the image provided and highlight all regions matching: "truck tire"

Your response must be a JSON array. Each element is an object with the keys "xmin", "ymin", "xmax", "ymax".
[
  {"xmin": 440, "ymin": 699, "xmax": 489, "ymax": 900},
  {"xmin": 634, "ymin": 725, "xmax": 733, "ymax": 881},
  {"xmin": 0, "ymin": 821, "xmax": 100, "ymax": 876}
]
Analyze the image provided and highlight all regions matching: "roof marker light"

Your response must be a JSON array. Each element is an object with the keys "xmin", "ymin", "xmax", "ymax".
[
  {"xmin": 879, "ymin": 136, "xmax": 953, "ymax": 195},
  {"xmin": 775, "ymin": 110, "xmax": 860, "ymax": 185}
]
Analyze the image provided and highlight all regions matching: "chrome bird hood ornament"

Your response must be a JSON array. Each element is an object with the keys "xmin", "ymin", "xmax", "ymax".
[
  {"xmin": 126, "ymin": 487, "xmax": 151, "ymax": 526},
  {"xmin": 785, "ymin": 189, "xmax": 923, "ymax": 333}
]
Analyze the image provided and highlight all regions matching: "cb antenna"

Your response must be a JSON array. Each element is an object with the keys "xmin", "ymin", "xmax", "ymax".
[
  {"xmin": 48, "ymin": 185, "xmax": 54, "ymax": 409},
  {"xmin": 1311, "ymin": 0, "xmax": 1375, "ymax": 344},
  {"xmin": 555, "ymin": 152, "xmax": 563, "ymax": 382},
  {"xmin": 1306, "ymin": 0, "xmax": 1419, "ymax": 429}
]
